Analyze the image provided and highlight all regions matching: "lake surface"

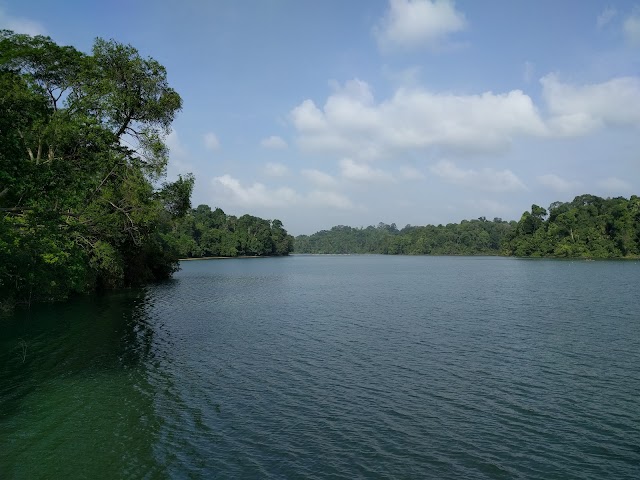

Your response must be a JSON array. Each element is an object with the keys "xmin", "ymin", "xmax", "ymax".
[{"xmin": 1, "ymin": 255, "xmax": 639, "ymax": 479}]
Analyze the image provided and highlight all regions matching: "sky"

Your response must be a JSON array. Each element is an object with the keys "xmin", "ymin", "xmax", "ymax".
[{"xmin": 2, "ymin": 0, "xmax": 639, "ymax": 235}]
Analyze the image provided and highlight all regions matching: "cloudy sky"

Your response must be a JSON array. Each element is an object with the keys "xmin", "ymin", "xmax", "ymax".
[{"xmin": 2, "ymin": 1, "xmax": 639, "ymax": 234}]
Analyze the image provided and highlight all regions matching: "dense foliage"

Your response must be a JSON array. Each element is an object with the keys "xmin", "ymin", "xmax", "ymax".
[
  {"xmin": 295, "ymin": 218, "xmax": 515, "ymax": 255},
  {"xmin": 165, "ymin": 204, "xmax": 294, "ymax": 258},
  {"xmin": 295, "ymin": 194, "xmax": 640, "ymax": 259},
  {"xmin": 506, "ymin": 195, "xmax": 640, "ymax": 258},
  {"xmin": 0, "ymin": 31, "xmax": 193, "ymax": 310}
]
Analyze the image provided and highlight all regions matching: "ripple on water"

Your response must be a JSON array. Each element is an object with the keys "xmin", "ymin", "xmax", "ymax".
[{"xmin": 1, "ymin": 256, "xmax": 640, "ymax": 479}]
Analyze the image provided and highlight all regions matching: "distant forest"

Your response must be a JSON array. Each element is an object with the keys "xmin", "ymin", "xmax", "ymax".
[
  {"xmin": 294, "ymin": 194, "xmax": 640, "ymax": 259},
  {"xmin": 166, "ymin": 205, "xmax": 294, "ymax": 259}
]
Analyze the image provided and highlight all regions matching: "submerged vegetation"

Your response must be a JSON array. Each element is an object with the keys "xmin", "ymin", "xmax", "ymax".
[
  {"xmin": 0, "ymin": 31, "xmax": 292, "ymax": 311},
  {"xmin": 295, "ymin": 194, "xmax": 640, "ymax": 259}
]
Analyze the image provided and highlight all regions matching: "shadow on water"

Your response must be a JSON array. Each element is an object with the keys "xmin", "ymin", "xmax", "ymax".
[{"xmin": 0, "ymin": 289, "xmax": 167, "ymax": 479}]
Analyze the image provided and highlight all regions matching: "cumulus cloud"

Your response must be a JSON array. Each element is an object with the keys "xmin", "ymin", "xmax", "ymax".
[
  {"xmin": 430, "ymin": 160, "xmax": 526, "ymax": 192},
  {"xmin": 541, "ymin": 74, "xmax": 640, "ymax": 136},
  {"xmin": 0, "ymin": 7, "xmax": 45, "ymax": 35},
  {"xmin": 260, "ymin": 135, "xmax": 288, "ymax": 149},
  {"xmin": 291, "ymin": 79, "xmax": 547, "ymax": 159},
  {"xmin": 374, "ymin": 0, "xmax": 466, "ymax": 51},
  {"xmin": 597, "ymin": 176, "xmax": 632, "ymax": 192},
  {"xmin": 537, "ymin": 173, "xmax": 581, "ymax": 192},
  {"xmin": 306, "ymin": 190, "xmax": 355, "ymax": 210},
  {"xmin": 398, "ymin": 165, "xmax": 425, "ymax": 180},
  {"xmin": 597, "ymin": 7, "xmax": 617, "ymax": 29},
  {"xmin": 203, "ymin": 132, "xmax": 220, "ymax": 150},
  {"xmin": 263, "ymin": 162, "xmax": 290, "ymax": 177},
  {"xmin": 340, "ymin": 158, "xmax": 396, "ymax": 183},
  {"xmin": 211, "ymin": 174, "xmax": 355, "ymax": 210},
  {"xmin": 623, "ymin": 10, "xmax": 640, "ymax": 46},
  {"xmin": 165, "ymin": 130, "xmax": 194, "ymax": 179},
  {"xmin": 301, "ymin": 169, "xmax": 339, "ymax": 188},
  {"xmin": 212, "ymin": 175, "xmax": 297, "ymax": 208}
]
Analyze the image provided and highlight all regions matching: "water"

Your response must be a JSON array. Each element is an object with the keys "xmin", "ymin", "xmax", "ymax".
[{"xmin": 1, "ymin": 256, "xmax": 639, "ymax": 479}]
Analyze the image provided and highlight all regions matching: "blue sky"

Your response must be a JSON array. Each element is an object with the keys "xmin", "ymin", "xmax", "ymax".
[{"xmin": 2, "ymin": 0, "xmax": 639, "ymax": 234}]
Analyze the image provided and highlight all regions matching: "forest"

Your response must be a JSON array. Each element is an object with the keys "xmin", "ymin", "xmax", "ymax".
[
  {"xmin": 0, "ymin": 31, "xmax": 291, "ymax": 311},
  {"xmin": 295, "ymin": 194, "xmax": 640, "ymax": 258},
  {"xmin": 166, "ymin": 204, "xmax": 294, "ymax": 259}
]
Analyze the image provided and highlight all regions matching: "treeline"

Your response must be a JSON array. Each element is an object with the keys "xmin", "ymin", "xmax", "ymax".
[
  {"xmin": 295, "ymin": 218, "xmax": 515, "ymax": 255},
  {"xmin": 0, "ymin": 31, "xmax": 192, "ymax": 310},
  {"xmin": 165, "ymin": 204, "xmax": 294, "ymax": 258},
  {"xmin": 295, "ymin": 194, "xmax": 640, "ymax": 259},
  {"xmin": 0, "ymin": 31, "xmax": 291, "ymax": 312},
  {"xmin": 506, "ymin": 194, "xmax": 640, "ymax": 258}
]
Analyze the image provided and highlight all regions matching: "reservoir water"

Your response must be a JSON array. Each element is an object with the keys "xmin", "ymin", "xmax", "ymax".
[{"xmin": 1, "ymin": 255, "xmax": 639, "ymax": 479}]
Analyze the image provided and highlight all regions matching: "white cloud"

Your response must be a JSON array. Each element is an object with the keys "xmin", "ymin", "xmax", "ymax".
[
  {"xmin": 203, "ymin": 132, "xmax": 220, "ymax": 151},
  {"xmin": 0, "ymin": 8, "xmax": 45, "ymax": 35},
  {"xmin": 166, "ymin": 130, "xmax": 188, "ymax": 158},
  {"xmin": 430, "ymin": 160, "xmax": 526, "ymax": 192},
  {"xmin": 340, "ymin": 158, "xmax": 396, "ymax": 183},
  {"xmin": 537, "ymin": 174, "xmax": 581, "ymax": 193},
  {"xmin": 623, "ymin": 10, "xmax": 640, "ymax": 46},
  {"xmin": 374, "ymin": 0, "xmax": 466, "ymax": 51},
  {"xmin": 263, "ymin": 162, "xmax": 290, "ymax": 177},
  {"xmin": 541, "ymin": 74, "xmax": 640, "ymax": 136},
  {"xmin": 260, "ymin": 135, "xmax": 288, "ymax": 149},
  {"xmin": 398, "ymin": 165, "xmax": 425, "ymax": 180},
  {"xmin": 211, "ymin": 174, "xmax": 356, "ymax": 210},
  {"xmin": 291, "ymin": 79, "xmax": 547, "ymax": 159},
  {"xmin": 597, "ymin": 176, "xmax": 632, "ymax": 192},
  {"xmin": 165, "ymin": 130, "xmax": 194, "ymax": 180},
  {"xmin": 306, "ymin": 190, "xmax": 355, "ymax": 210},
  {"xmin": 212, "ymin": 175, "xmax": 297, "ymax": 208},
  {"xmin": 597, "ymin": 7, "xmax": 617, "ymax": 29},
  {"xmin": 301, "ymin": 169, "xmax": 339, "ymax": 188}
]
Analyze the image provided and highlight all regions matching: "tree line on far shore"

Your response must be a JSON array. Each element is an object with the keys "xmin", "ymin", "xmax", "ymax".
[
  {"xmin": 294, "ymin": 194, "xmax": 640, "ymax": 259},
  {"xmin": 165, "ymin": 204, "xmax": 294, "ymax": 259}
]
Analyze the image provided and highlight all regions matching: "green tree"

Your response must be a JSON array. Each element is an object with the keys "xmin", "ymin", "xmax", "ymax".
[{"xmin": 1, "ymin": 30, "xmax": 190, "ymax": 308}]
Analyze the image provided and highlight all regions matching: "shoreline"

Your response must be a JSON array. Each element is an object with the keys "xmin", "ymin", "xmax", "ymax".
[{"xmin": 179, "ymin": 255, "xmax": 270, "ymax": 261}]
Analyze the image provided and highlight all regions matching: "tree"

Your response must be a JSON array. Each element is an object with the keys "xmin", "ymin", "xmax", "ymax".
[{"xmin": 1, "ymin": 30, "xmax": 190, "ymax": 308}]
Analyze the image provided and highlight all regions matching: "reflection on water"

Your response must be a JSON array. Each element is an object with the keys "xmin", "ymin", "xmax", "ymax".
[
  {"xmin": 1, "ymin": 256, "xmax": 640, "ymax": 479},
  {"xmin": 0, "ymin": 291, "xmax": 166, "ymax": 478}
]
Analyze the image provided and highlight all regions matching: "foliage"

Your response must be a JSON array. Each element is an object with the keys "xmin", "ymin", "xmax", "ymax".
[
  {"xmin": 295, "ymin": 194, "xmax": 640, "ymax": 259},
  {"xmin": 165, "ymin": 205, "xmax": 294, "ymax": 258},
  {"xmin": 294, "ymin": 218, "xmax": 515, "ymax": 255},
  {"xmin": 0, "ymin": 30, "xmax": 191, "ymax": 309},
  {"xmin": 506, "ymin": 195, "xmax": 640, "ymax": 258}
]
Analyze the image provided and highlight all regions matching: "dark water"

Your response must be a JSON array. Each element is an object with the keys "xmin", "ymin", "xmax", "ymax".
[{"xmin": 1, "ymin": 256, "xmax": 639, "ymax": 479}]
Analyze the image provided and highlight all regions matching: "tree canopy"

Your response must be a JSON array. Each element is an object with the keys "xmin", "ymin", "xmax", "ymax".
[
  {"xmin": 506, "ymin": 195, "xmax": 640, "ymax": 258},
  {"xmin": 164, "ymin": 205, "xmax": 294, "ymax": 258},
  {"xmin": 295, "ymin": 194, "xmax": 640, "ymax": 259},
  {"xmin": 0, "ymin": 31, "xmax": 192, "ymax": 309},
  {"xmin": 295, "ymin": 218, "xmax": 514, "ymax": 255}
]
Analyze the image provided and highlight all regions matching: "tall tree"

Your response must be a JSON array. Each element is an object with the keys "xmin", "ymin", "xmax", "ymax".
[{"xmin": 0, "ymin": 31, "xmax": 191, "ymax": 309}]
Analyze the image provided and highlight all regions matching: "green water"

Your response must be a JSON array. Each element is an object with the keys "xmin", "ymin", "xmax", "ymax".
[{"xmin": 1, "ymin": 256, "xmax": 639, "ymax": 479}]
